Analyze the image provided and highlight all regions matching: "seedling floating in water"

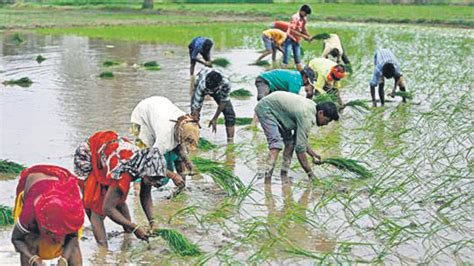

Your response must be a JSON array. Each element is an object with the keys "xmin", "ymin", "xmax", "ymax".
[
  {"xmin": 0, "ymin": 205, "xmax": 14, "ymax": 226},
  {"xmin": 142, "ymin": 61, "xmax": 161, "ymax": 71},
  {"xmin": 217, "ymin": 117, "xmax": 252, "ymax": 125},
  {"xmin": 2, "ymin": 77, "xmax": 33, "ymax": 87},
  {"xmin": 102, "ymin": 60, "xmax": 122, "ymax": 67},
  {"xmin": 0, "ymin": 159, "xmax": 26, "ymax": 174},
  {"xmin": 99, "ymin": 71, "xmax": 114, "ymax": 78},
  {"xmin": 321, "ymin": 157, "xmax": 372, "ymax": 178},
  {"xmin": 153, "ymin": 228, "xmax": 201, "ymax": 256},
  {"xmin": 230, "ymin": 88, "xmax": 253, "ymax": 98},
  {"xmin": 198, "ymin": 137, "xmax": 219, "ymax": 151},
  {"xmin": 211, "ymin": 58, "xmax": 230, "ymax": 68},
  {"xmin": 36, "ymin": 55, "xmax": 46, "ymax": 64}
]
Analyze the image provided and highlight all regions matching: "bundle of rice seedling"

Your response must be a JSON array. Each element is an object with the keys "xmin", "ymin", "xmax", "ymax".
[
  {"xmin": 99, "ymin": 71, "xmax": 114, "ymax": 78},
  {"xmin": 313, "ymin": 93, "xmax": 337, "ymax": 104},
  {"xmin": 249, "ymin": 60, "xmax": 270, "ymax": 66},
  {"xmin": 191, "ymin": 157, "xmax": 244, "ymax": 196},
  {"xmin": 342, "ymin": 99, "xmax": 370, "ymax": 113},
  {"xmin": 153, "ymin": 228, "xmax": 201, "ymax": 256},
  {"xmin": 321, "ymin": 157, "xmax": 372, "ymax": 178},
  {"xmin": 142, "ymin": 61, "xmax": 161, "ymax": 70},
  {"xmin": 11, "ymin": 33, "xmax": 25, "ymax": 44},
  {"xmin": 211, "ymin": 58, "xmax": 230, "ymax": 68},
  {"xmin": 2, "ymin": 77, "xmax": 33, "ymax": 87},
  {"xmin": 0, "ymin": 160, "xmax": 26, "ymax": 174},
  {"xmin": 394, "ymin": 91, "xmax": 414, "ymax": 100},
  {"xmin": 198, "ymin": 137, "xmax": 219, "ymax": 151},
  {"xmin": 217, "ymin": 117, "xmax": 252, "ymax": 126},
  {"xmin": 102, "ymin": 60, "xmax": 121, "ymax": 67},
  {"xmin": 311, "ymin": 33, "xmax": 330, "ymax": 41},
  {"xmin": 230, "ymin": 88, "xmax": 253, "ymax": 98},
  {"xmin": 0, "ymin": 205, "xmax": 14, "ymax": 226},
  {"xmin": 36, "ymin": 55, "xmax": 46, "ymax": 64}
]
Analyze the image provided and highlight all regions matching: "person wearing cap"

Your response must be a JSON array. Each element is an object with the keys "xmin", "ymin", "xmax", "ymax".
[
  {"xmin": 255, "ymin": 91, "xmax": 340, "ymax": 184},
  {"xmin": 73, "ymin": 130, "xmax": 185, "ymax": 247},
  {"xmin": 308, "ymin": 57, "xmax": 347, "ymax": 106},
  {"xmin": 254, "ymin": 67, "xmax": 316, "ymax": 100},
  {"xmin": 191, "ymin": 67, "xmax": 235, "ymax": 144},
  {"xmin": 131, "ymin": 96, "xmax": 200, "ymax": 177},
  {"xmin": 255, "ymin": 28, "xmax": 287, "ymax": 64},
  {"xmin": 188, "ymin": 37, "xmax": 213, "ymax": 76},
  {"xmin": 283, "ymin": 4, "xmax": 312, "ymax": 71},
  {"xmin": 12, "ymin": 165, "xmax": 84, "ymax": 266},
  {"xmin": 321, "ymin": 34, "xmax": 351, "ymax": 65},
  {"xmin": 370, "ymin": 48, "xmax": 407, "ymax": 107}
]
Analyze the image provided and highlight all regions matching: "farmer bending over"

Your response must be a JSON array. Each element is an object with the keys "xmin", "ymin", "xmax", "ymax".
[
  {"xmin": 12, "ymin": 165, "xmax": 84, "ymax": 266},
  {"xmin": 255, "ymin": 67, "xmax": 316, "ymax": 100},
  {"xmin": 255, "ymin": 91, "xmax": 339, "ymax": 183},
  {"xmin": 370, "ymin": 48, "xmax": 407, "ymax": 107},
  {"xmin": 189, "ymin": 37, "xmax": 213, "ymax": 76},
  {"xmin": 283, "ymin": 4, "xmax": 312, "ymax": 71},
  {"xmin": 73, "ymin": 131, "xmax": 185, "ymax": 247},
  {"xmin": 321, "ymin": 33, "xmax": 351, "ymax": 65},
  {"xmin": 131, "ymin": 96, "xmax": 200, "ymax": 177},
  {"xmin": 308, "ymin": 57, "xmax": 347, "ymax": 106},
  {"xmin": 191, "ymin": 67, "xmax": 236, "ymax": 144},
  {"xmin": 255, "ymin": 28, "xmax": 287, "ymax": 64}
]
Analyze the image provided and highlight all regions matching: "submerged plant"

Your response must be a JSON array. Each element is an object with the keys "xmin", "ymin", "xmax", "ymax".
[
  {"xmin": 217, "ymin": 117, "xmax": 252, "ymax": 126},
  {"xmin": 36, "ymin": 55, "xmax": 46, "ymax": 64},
  {"xmin": 2, "ymin": 77, "xmax": 33, "ymax": 87},
  {"xmin": 321, "ymin": 157, "xmax": 372, "ymax": 178},
  {"xmin": 192, "ymin": 156, "xmax": 244, "ymax": 196},
  {"xmin": 0, "ymin": 160, "xmax": 26, "ymax": 174},
  {"xmin": 0, "ymin": 205, "xmax": 14, "ymax": 226},
  {"xmin": 198, "ymin": 137, "xmax": 219, "ymax": 151},
  {"xmin": 230, "ymin": 88, "xmax": 253, "ymax": 99},
  {"xmin": 211, "ymin": 58, "xmax": 230, "ymax": 68},
  {"xmin": 153, "ymin": 228, "xmax": 201, "ymax": 256},
  {"xmin": 99, "ymin": 71, "xmax": 114, "ymax": 78}
]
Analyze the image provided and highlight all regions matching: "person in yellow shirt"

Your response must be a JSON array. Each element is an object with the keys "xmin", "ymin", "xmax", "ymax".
[
  {"xmin": 308, "ymin": 57, "xmax": 347, "ymax": 106},
  {"xmin": 256, "ymin": 28, "xmax": 287, "ymax": 64}
]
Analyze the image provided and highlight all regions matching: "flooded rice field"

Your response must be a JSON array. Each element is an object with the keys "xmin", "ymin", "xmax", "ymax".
[{"xmin": 0, "ymin": 22, "xmax": 473, "ymax": 264}]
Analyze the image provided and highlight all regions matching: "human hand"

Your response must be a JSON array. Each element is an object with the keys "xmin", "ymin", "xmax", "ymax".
[
  {"xmin": 205, "ymin": 61, "xmax": 213, "ymax": 67},
  {"xmin": 133, "ymin": 225, "xmax": 149, "ymax": 241},
  {"xmin": 171, "ymin": 174, "xmax": 185, "ymax": 189},
  {"xmin": 184, "ymin": 160, "xmax": 194, "ymax": 172},
  {"xmin": 389, "ymin": 92, "xmax": 395, "ymax": 98},
  {"xmin": 208, "ymin": 118, "xmax": 217, "ymax": 133},
  {"xmin": 312, "ymin": 154, "xmax": 322, "ymax": 165}
]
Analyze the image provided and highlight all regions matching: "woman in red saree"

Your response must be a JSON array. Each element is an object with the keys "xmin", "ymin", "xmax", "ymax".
[{"xmin": 73, "ymin": 130, "xmax": 185, "ymax": 247}]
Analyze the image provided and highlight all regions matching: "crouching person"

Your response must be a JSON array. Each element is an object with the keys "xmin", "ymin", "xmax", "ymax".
[
  {"xmin": 12, "ymin": 165, "xmax": 84, "ymax": 266},
  {"xmin": 255, "ymin": 92, "xmax": 339, "ymax": 184},
  {"xmin": 73, "ymin": 130, "xmax": 185, "ymax": 247}
]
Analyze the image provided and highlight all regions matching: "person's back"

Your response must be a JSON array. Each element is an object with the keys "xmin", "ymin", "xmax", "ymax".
[{"xmin": 260, "ymin": 69, "xmax": 303, "ymax": 94}]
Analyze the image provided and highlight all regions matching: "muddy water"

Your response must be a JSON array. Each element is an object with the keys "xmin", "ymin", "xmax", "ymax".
[{"xmin": 1, "ymin": 22, "xmax": 473, "ymax": 264}]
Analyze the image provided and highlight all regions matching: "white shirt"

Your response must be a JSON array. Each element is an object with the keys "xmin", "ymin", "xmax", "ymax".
[
  {"xmin": 131, "ymin": 96, "xmax": 185, "ymax": 153},
  {"xmin": 321, "ymin": 34, "xmax": 344, "ymax": 62}
]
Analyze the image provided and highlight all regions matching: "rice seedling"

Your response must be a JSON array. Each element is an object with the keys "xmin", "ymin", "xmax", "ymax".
[
  {"xmin": 394, "ymin": 91, "xmax": 414, "ymax": 100},
  {"xmin": 311, "ymin": 33, "xmax": 330, "ymax": 40},
  {"xmin": 191, "ymin": 157, "xmax": 244, "ymax": 196},
  {"xmin": 211, "ymin": 58, "xmax": 230, "ymax": 68},
  {"xmin": 230, "ymin": 88, "xmax": 253, "ymax": 99},
  {"xmin": 313, "ymin": 93, "xmax": 337, "ymax": 104},
  {"xmin": 0, "ymin": 205, "xmax": 14, "ymax": 226},
  {"xmin": 321, "ymin": 157, "xmax": 373, "ymax": 178},
  {"xmin": 249, "ymin": 60, "xmax": 270, "ymax": 66},
  {"xmin": 152, "ymin": 228, "xmax": 201, "ymax": 256},
  {"xmin": 217, "ymin": 117, "xmax": 252, "ymax": 126},
  {"xmin": 36, "ymin": 55, "xmax": 46, "ymax": 64},
  {"xmin": 2, "ymin": 77, "xmax": 33, "ymax": 87},
  {"xmin": 99, "ymin": 71, "xmax": 114, "ymax": 78},
  {"xmin": 102, "ymin": 60, "xmax": 122, "ymax": 67},
  {"xmin": 342, "ymin": 99, "xmax": 370, "ymax": 113},
  {"xmin": 0, "ymin": 160, "xmax": 26, "ymax": 174},
  {"xmin": 198, "ymin": 137, "xmax": 219, "ymax": 151},
  {"xmin": 142, "ymin": 60, "xmax": 161, "ymax": 70},
  {"xmin": 11, "ymin": 33, "xmax": 25, "ymax": 44}
]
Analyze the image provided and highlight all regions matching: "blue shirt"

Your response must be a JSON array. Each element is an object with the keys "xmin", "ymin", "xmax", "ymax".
[
  {"xmin": 189, "ymin": 37, "xmax": 212, "ymax": 60},
  {"xmin": 259, "ymin": 70, "xmax": 304, "ymax": 94},
  {"xmin": 370, "ymin": 48, "xmax": 402, "ymax": 87}
]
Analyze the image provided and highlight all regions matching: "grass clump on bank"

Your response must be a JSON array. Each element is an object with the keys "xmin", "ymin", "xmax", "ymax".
[
  {"xmin": 217, "ymin": 117, "xmax": 252, "ymax": 126},
  {"xmin": 0, "ymin": 205, "xmax": 14, "ymax": 226},
  {"xmin": 321, "ymin": 157, "xmax": 372, "ymax": 178},
  {"xmin": 230, "ymin": 88, "xmax": 253, "ymax": 99},
  {"xmin": 99, "ymin": 71, "xmax": 114, "ymax": 78},
  {"xmin": 2, "ymin": 77, "xmax": 33, "ymax": 87},
  {"xmin": 153, "ymin": 228, "xmax": 201, "ymax": 256},
  {"xmin": 211, "ymin": 58, "xmax": 230, "ymax": 68},
  {"xmin": 192, "ymin": 156, "xmax": 244, "ymax": 196}
]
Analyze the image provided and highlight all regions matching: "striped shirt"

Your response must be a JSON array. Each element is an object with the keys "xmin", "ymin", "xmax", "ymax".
[
  {"xmin": 191, "ymin": 67, "xmax": 231, "ymax": 110},
  {"xmin": 370, "ymin": 49, "xmax": 402, "ymax": 87}
]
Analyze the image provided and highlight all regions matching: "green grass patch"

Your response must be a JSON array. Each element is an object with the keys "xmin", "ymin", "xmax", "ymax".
[
  {"xmin": 153, "ymin": 228, "xmax": 201, "ymax": 257},
  {"xmin": 313, "ymin": 93, "xmax": 337, "ymax": 104},
  {"xmin": 230, "ymin": 88, "xmax": 253, "ymax": 99},
  {"xmin": 217, "ymin": 117, "xmax": 252, "ymax": 126},
  {"xmin": 99, "ymin": 71, "xmax": 114, "ymax": 78},
  {"xmin": 2, "ymin": 77, "xmax": 33, "ymax": 87}
]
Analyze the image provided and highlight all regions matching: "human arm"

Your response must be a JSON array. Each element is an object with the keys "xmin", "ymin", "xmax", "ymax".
[
  {"xmin": 209, "ymin": 101, "xmax": 226, "ymax": 133},
  {"xmin": 296, "ymin": 152, "xmax": 315, "ymax": 180},
  {"xmin": 306, "ymin": 144, "xmax": 321, "ymax": 164},
  {"xmin": 190, "ymin": 80, "xmax": 205, "ymax": 121},
  {"xmin": 294, "ymin": 121, "xmax": 315, "ymax": 179},
  {"xmin": 11, "ymin": 225, "xmax": 42, "ymax": 265},
  {"xmin": 60, "ymin": 234, "xmax": 82, "ymax": 266},
  {"xmin": 178, "ymin": 145, "xmax": 193, "ymax": 172}
]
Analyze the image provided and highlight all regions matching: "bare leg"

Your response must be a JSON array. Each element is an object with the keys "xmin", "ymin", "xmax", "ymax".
[
  {"xmin": 226, "ymin": 126, "xmax": 235, "ymax": 144},
  {"xmin": 89, "ymin": 211, "xmax": 108, "ymax": 247},
  {"xmin": 370, "ymin": 86, "xmax": 377, "ymax": 107},
  {"xmin": 256, "ymin": 50, "xmax": 272, "ymax": 63},
  {"xmin": 281, "ymin": 143, "xmax": 294, "ymax": 184},
  {"xmin": 378, "ymin": 82, "xmax": 385, "ymax": 106},
  {"xmin": 265, "ymin": 149, "xmax": 280, "ymax": 184},
  {"xmin": 66, "ymin": 239, "xmax": 83, "ymax": 266}
]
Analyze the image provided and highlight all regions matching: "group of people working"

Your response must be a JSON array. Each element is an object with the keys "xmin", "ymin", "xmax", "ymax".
[{"xmin": 10, "ymin": 4, "xmax": 409, "ymax": 265}]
